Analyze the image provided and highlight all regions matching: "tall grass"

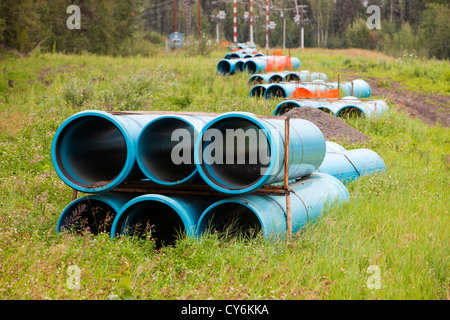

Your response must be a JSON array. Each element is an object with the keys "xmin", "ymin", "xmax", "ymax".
[{"xmin": 0, "ymin": 48, "xmax": 448, "ymax": 300}]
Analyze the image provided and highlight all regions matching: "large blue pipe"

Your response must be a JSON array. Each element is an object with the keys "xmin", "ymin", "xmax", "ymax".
[
  {"xmin": 318, "ymin": 148, "xmax": 386, "ymax": 184},
  {"xmin": 194, "ymin": 112, "xmax": 326, "ymax": 195},
  {"xmin": 263, "ymin": 82, "xmax": 299, "ymax": 99},
  {"xmin": 56, "ymin": 192, "xmax": 136, "ymax": 235},
  {"xmin": 110, "ymin": 194, "xmax": 213, "ymax": 247},
  {"xmin": 196, "ymin": 173, "xmax": 349, "ymax": 239},
  {"xmin": 51, "ymin": 110, "xmax": 160, "ymax": 193},
  {"xmin": 217, "ymin": 59, "xmax": 241, "ymax": 75},
  {"xmin": 136, "ymin": 115, "xmax": 214, "ymax": 185},
  {"xmin": 248, "ymin": 71, "xmax": 329, "ymax": 86}
]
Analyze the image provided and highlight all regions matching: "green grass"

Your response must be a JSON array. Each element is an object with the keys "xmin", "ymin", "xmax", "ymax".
[{"xmin": 0, "ymin": 48, "xmax": 449, "ymax": 300}]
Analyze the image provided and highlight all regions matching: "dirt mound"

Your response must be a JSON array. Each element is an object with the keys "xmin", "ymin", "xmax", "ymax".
[{"xmin": 283, "ymin": 107, "xmax": 369, "ymax": 144}]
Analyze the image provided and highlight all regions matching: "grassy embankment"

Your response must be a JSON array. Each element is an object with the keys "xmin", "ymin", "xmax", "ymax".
[{"xmin": 0, "ymin": 48, "xmax": 448, "ymax": 299}]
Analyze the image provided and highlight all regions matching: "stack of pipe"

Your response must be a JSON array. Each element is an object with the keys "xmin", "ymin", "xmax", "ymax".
[
  {"xmin": 52, "ymin": 110, "xmax": 385, "ymax": 244},
  {"xmin": 273, "ymin": 96, "xmax": 390, "ymax": 118},
  {"xmin": 250, "ymin": 79, "xmax": 372, "ymax": 99},
  {"xmin": 217, "ymin": 50, "xmax": 301, "ymax": 76},
  {"xmin": 248, "ymin": 70, "xmax": 329, "ymax": 86}
]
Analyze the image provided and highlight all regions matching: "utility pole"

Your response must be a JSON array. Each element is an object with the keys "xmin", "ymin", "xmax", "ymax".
[
  {"xmin": 233, "ymin": 0, "xmax": 237, "ymax": 43},
  {"xmin": 294, "ymin": 0, "xmax": 307, "ymax": 49},
  {"xmin": 281, "ymin": 9, "xmax": 286, "ymax": 49},
  {"xmin": 186, "ymin": 0, "xmax": 191, "ymax": 43},
  {"xmin": 265, "ymin": 0, "xmax": 269, "ymax": 50},
  {"xmin": 174, "ymin": 0, "xmax": 177, "ymax": 33},
  {"xmin": 197, "ymin": 0, "xmax": 201, "ymax": 38},
  {"xmin": 249, "ymin": 0, "xmax": 254, "ymax": 46}
]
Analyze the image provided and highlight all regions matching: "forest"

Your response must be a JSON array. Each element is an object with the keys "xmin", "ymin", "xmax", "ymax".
[{"xmin": 0, "ymin": 0, "xmax": 449, "ymax": 58}]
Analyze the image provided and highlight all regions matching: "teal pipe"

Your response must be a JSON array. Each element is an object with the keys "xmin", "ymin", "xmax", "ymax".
[
  {"xmin": 217, "ymin": 59, "xmax": 241, "ymax": 75},
  {"xmin": 244, "ymin": 57, "xmax": 269, "ymax": 74},
  {"xmin": 263, "ymin": 82, "xmax": 299, "ymax": 99},
  {"xmin": 196, "ymin": 173, "xmax": 349, "ymax": 239},
  {"xmin": 194, "ymin": 112, "xmax": 326, "ymax": 195},
  {"xmin": 51, "ymin": 110, "xmax": 161, "ymax": 193},
  {"xmin": 318, "ymin": 148, "xmax": 386, "ymax": 184},
  {"xmin": 110, "ymin": 194, "xmax": 213, "ymax": 247},
  {"xmin": 136, "ymin": 115, "xmax": 214, "ymax": 185},
  {"xmin": 56, "ymin": 192, "xmax": 136, "ymax": 235}
]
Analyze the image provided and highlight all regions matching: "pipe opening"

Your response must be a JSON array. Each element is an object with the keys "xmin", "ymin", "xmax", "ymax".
[
  {"xmin": 318, "ymin": 107, "xmax": 335, "ymax": 115},
  {"xmin": 269, "ymin": 75, "xmax": 283, "ymax": 83},
  {"xmin": 248, "ymin": 76, "xmax": 265, "ymax": 86},
  {"xmin": 199, "ymin": 203, "xmax": 262, "ymax": 239},
  {"xmin": 55, "ymin": 116, "xmax": 127, "ymax": 188},
  {"xmin": 217, "ymin": 61, "xmax": 231, "ymax": 75},
  {"xmin": 265, "ymin": 86, "xmax": 286, "ymax": 99},
  {"xmin": 138, "ymin": 118, "xmax": 196, "ymax": 184},
  {"xmin": 244, "ymin": 61, "xmax": 257, "ymax": 74},
  {"xmin": 276, "ymin": 103, "xmax": 297, "ymax": 115},
  {"xmin": 59, "ymin": 199, "xmax": 117, "ymax": 235},
  {"xmin": 115, "ymin": 201, "xmax": 185, "ymax": 248},
  {"xmin": 284, "ymin": 74, "xmax": 300, "ymax": 82},
  {"xmin": 235, "ymin": 61, "xmax": 244, "ymax": 72},
  {"xmin": 250, "ymin": 86, "xmax": 267, "ymax": 98},
  {"xmin": 199, "ymin": 118, "xmax": 271, "ymax": 190},
  {"xmin": 337, "ymin": 107, "xmax": 364, "ymax": 118}
]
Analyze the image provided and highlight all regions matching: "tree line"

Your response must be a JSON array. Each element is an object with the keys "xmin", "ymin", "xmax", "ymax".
[{"xmin": 0, "ymin": 0, "xmax": 448, "ymax": 59}]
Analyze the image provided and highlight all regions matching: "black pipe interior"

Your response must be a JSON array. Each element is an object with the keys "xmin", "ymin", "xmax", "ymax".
[
  {"xmin": 116, "ymin": 201, "xmax": 185, "ymax": 248},
  {"xmin": 251, "ymin": 86, "xmax": 266, "ymax": 98},
  {"xmin": 60, "ymin": 199, "xmax": 117, "ymax": 235},
  {"xmin": 338, "ymin": 107, "xmax": 364, "ymax": 118},
  {"xmin": 266, "ymin": 86, "xmax": 286, "ymax": 99},
  {"xmin": 199, "ymin": 203, "xmax": 262, "ymax": 239},
  {"xmin": 200, "ymin": 119, "xmax": 271, "ymax": 189},
  {"xmin": 218, "ymin": 61, "xmax": 231, "ymax": 75},
  {"xmin": 245, "ymin": 61, "xmax": 257, "ymax": 74},
  {"xmin": 55, "ymin": 116, "xmax": 127, "ymax": 188},
  {"xmin": 269, "ymin": 75, "xmax": 283, "ymax": 83},
  {"xmin": 139, "ymin": 118, "xmax": 196, "ymax": 183}
]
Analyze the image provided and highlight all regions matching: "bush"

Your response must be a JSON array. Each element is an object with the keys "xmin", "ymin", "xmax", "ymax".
[
  {"xmin": 62, "ymin": 78, "xmax": 96, "ymax": 107},
  {"xmin": 420, "ymin": 3, "xmax": 450, "ymax": 59},
  {"xmin": 184, "ymin": 32, "xmax": 217, "ymax": 57}
]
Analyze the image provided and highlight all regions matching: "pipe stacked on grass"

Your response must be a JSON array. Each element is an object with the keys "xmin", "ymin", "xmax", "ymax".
[
  {"xmin": 194, "ymin": 112, "xmax": 326, "ymax": 195},
  {"xmin": 217, "ymin": 51, "xmax": 301, "ymax": 76},
  {"xmin": 273, "ymin": 96, "xmax": 390, "ymax": 118},
  {"xmin": 248, "ymin": 70, "xmax": 329, "ymax": 86},
  {"xmin": 53, "ymin": 110, "xmax": 385, "ymax": 243},
  {"xmin": 250, "ymin": 79, "xmax": 372, "ymax": 99}
]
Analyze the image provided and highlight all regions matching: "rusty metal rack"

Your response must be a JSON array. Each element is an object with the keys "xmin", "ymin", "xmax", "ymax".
[{"xmin": 72, "ymin": 111, "xmax": 295, "ymax": 239}]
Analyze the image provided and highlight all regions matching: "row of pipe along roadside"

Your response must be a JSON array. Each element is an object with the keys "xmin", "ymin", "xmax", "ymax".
[
  {"xmin": 250, "ymin": 79, "xmax": 372, "ymax": 100},
  {"xmin": 273, "ymin": 96, "xmax": 390, "ymax": 118},
  {"xmin": 53, "ymin": 110, "xmax": 385, "ymax": 246},
  {"xmin": 217, "ymin": 49, "xmax": 301, "ymax": 76},
  {"xmin": 248, "ymin": 70, "xmax": 329, "ymax": 86}
]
